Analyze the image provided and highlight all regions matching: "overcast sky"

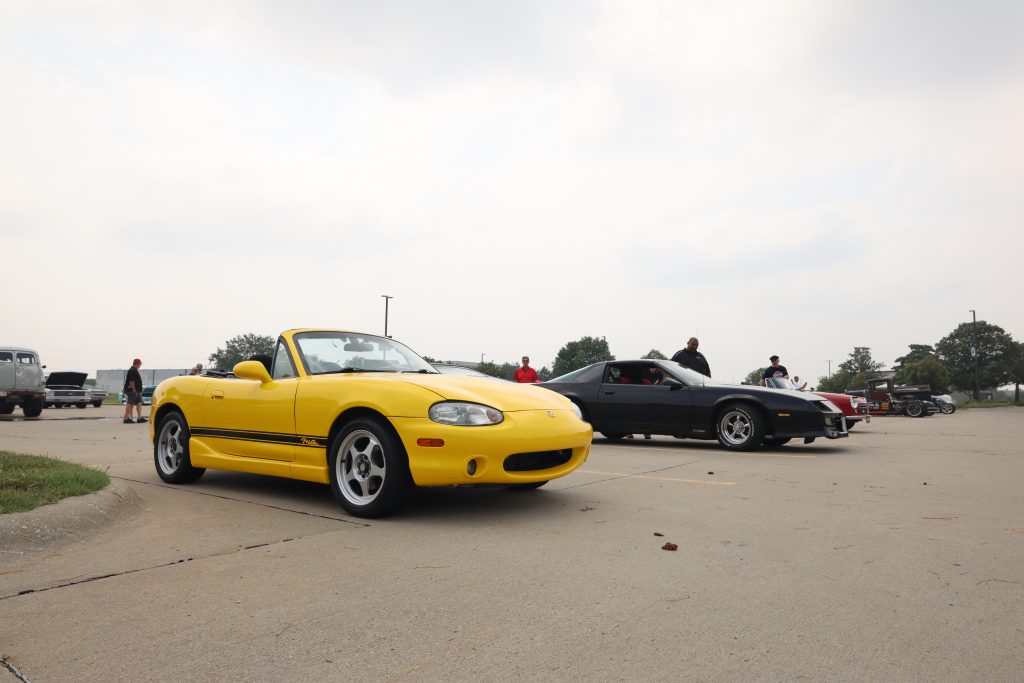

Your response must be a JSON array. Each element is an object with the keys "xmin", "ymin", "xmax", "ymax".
[{"xmin": 2, "ymin": 1, "xmax": 1022, "ymax": 384}]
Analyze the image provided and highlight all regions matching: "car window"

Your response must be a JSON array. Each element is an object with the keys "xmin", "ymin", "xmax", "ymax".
[
  {"xmin": 0, "ymin": 352, "xmax": 12, "ymax": 363},
  {"xmin": 272, "ymin": 340, "xmax": 297, "ymax": 380},
  {"xmin": 16, "ymin": 353, "xmax": 36, "ymax": 364}
]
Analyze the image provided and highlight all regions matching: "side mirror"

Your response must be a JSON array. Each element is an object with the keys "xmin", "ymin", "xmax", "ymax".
[
  {"xmin": 663, "ymin": 377, "xmax": 683, "ymax": 389},
  {"xmin": 233, "ymin": 360, "xmax": 273, "ymax": 384}
]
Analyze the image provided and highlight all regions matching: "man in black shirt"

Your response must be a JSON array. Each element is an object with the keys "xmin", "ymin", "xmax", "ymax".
[
  {"xmin": 760, "ymin": 355, "xmax": 789, "ymax": 386},
  {"xmin": 122, "ymin": 358, "xmax": 146, "ymax": 424},
  {"xmin": 671, "ymin": 337, "xmax": 711, "ymax": 377}
]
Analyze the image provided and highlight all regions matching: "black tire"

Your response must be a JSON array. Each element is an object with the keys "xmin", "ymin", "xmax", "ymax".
[
  {"xmin": 508, "ymin": 481, "xmax": 549, "ymax": 490},
  {"xmin": 22, "ymin": 397, "xmax": 43, "ymax": 418},
  {"xmin": 0, "ymin": 403, "xmax": 14, "ymax": 415},
  {"xmin": 762, "ymin": 437, "xmax": 791, "ymax": 448},
  {"xmin": 328, "ymin": 417, "xmax": 412, "ymax": 518},
  {"xmin": 154, "ymin": 411, "xmax": 205, "ymax": 484},
  {"xmin": 904, "ymin": 401, "xmax": 924, "ymax": 418},
  {"xmin": 601, "ymin": 432, "xmax": 626, "ymax": 441},
  {"xmin": 939, "ymin": 402, "xmax": 955, "ymax": 415},
  {"xmin": 76, "ymin": 403, "xmax": 87, "ymax": 409},
  {"xmin": 716, "ymin": 403, "xmax": 765, "ymax": 451},
  {"xmin": 93, "ymin": 401, "xmax": 103, "ymax": 408}
]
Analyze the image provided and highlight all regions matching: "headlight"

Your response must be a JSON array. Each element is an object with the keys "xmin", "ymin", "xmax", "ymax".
[
  {"xmin": 429, "ymin": 401, "xmax": 504, "ymax": 426},
  {"xmin": 569, "ymin": 401, "xmax": 583, "ymax": 420},
  {"xmin": 849, "ymin": 396, "xmax": 862, "ymax": 409}
]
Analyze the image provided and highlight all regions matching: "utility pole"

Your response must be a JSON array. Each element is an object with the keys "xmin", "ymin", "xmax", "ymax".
[
  {"xmin": 970, "ymin": 309, "xmax": 979, "ymax": 401},
  {"xmin": 381, "ymin": 295, "xmax": 393, "ymax": 338},
  {"xmin": 827, "ymin": 360, "xmax": 832, "ymax": 379},
  {"xmin": 480, "ymin": 353, "xmax": 485, "ymax": 365}
]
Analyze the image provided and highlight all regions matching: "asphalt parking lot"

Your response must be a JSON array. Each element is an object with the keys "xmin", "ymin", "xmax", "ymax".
[{"xmin": 2, "ymin": 406, "xmax": 1023, "ymax": 681}]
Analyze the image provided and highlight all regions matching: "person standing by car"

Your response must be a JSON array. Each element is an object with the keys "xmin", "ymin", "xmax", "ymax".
[
  {"xmin": 514, "ymin": 356, "xmax": 540, "ymax": 383},
  {"xmin": 760, "ymin": 355, "xmax": 789, "ymax": 386},
  {"xmin": 671, "ymin": 337, "xmax": 710, "ymax": 377},
  {"xmin": 122, "ymin": 358, "xmax": 146, "ymax": 424}
]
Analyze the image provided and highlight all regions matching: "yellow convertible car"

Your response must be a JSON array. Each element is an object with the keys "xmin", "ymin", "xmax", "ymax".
[{"xmin": 149, "ymin": 329, "xmax": 592, "ymax": 517}]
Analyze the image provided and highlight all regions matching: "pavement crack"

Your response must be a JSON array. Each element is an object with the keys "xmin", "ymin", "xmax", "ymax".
[
  {"xmin": 0, "ymin": 536, "xmax": 312, "ymax": 601},
  {"xmin": 111, "ymin": 475, "xmax": 367, "ymax": 526}
]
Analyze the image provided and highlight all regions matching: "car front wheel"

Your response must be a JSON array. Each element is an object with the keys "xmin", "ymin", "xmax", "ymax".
[
  {"xmin": 939, "ymin": 402, "xmax": 955, "ymax": 415},
  {"xmin": 716, "ymin": 404, "xmax": 765, "ymax": 451},
  {"xmin": 154, "ymin": 411, "xmax": 205, "ymax": 484},
  {"xmin": 329, "ymin": 417, "xmax": 412, "ymax": 518}
]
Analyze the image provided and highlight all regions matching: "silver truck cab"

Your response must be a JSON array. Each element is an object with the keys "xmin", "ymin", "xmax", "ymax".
[{"xmin": 0, "ymin": 347, "xmax": 46, "ymax": 417}]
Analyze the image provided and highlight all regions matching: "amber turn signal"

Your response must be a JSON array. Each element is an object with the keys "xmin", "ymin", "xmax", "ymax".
[{"xmin": 417, "ymin": 438, "xmax": 445, "ymax": 447}]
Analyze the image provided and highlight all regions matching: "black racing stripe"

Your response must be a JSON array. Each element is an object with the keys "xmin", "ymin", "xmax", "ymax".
[{"xmin": 191, "ymin": 427, "xmax": 328, "ymax": 448}]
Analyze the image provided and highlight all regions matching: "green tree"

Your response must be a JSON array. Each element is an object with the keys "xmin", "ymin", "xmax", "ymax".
[
  {"xmin": 893, "ymin": 344, "xmax": 935, "ymax": 371},
  {"xmin": 641, "ymin": 349, "xmax": 667, "ymax": 360},
  {"xmin": 935, "ymin": 321, "xmax": 1016, "ymax": 399},
  {"xmin": 817, "ymin": 347, "xmax": 885, "ymax": 392},
  {"xmin": 744, "ymin": 368, "xmax": 765, "ymax": 385},
  {"xmin": 551, "ymin": 336, "xmax": 615, "ymax": 377},
  {"xmin": 208, "ymin": 333, "xmax": 275, "ymax": 372},
  {"xmin": 1007, "ymin": 341, "xmax": 1024, "ymax": 403},
  {"xmin": 476, "ymin": 361, "xmax": 503, "ymax": 378},
  {"xmin": 900, "ymin": 356, "xmax": 951, "ymax": 394}
]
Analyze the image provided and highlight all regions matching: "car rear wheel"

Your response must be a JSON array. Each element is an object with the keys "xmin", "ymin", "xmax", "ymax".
[
  {"xmin": 329, "ymin": 417, "xmax": 412, "ymax": 518},
  {"xmin": 0, "ymin": 402, "xmax": 14, "ymax": 415},
  {"xmin": 22, "ymin": 398, "xmax": 43, "ymax": 418},
  {"xmin": 93, "ymin": 401, "xmax": 103, "ymax": 408},
  {"xmin": 904, "ymin": 401, "xmax": 924, "ymax": 418},
  {"xmin": 154, "ymin": 411, "xmax": 205, "ymax": 484},
  {"xmin": 76, "ymin": 403, "xmax": 87, "ymax": 409},
  {"xmin": 716, "ymin": 403, "xmax": 765, "ymax": 451}
]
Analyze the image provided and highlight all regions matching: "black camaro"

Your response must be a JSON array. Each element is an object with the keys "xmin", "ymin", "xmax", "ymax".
[{"xmin": 541, "ymin": 360, "xmax": 848, "ymax": 451}]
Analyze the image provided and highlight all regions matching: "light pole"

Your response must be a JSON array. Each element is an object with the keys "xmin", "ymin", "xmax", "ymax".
[
  {"xmin": 827, "ymin": 360, "xmax": 832, "ymax": 379},
  {"xmin": 969, "ymin": 309, "xmax": 979, "ymax": 400},
  {"xmin": 480, "ymin": 353, "xmax": 485, "ymax": 365},
  {"xmin": 381, "ymin": 295, "xmax": 393, "ymax": 338}
]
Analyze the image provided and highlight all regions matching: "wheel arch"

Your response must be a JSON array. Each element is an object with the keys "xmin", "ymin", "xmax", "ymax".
[
  {"xmin": 708, "ymin": 397, "xmax": 772, "ymax": 435},
  {"xmin": 326, "ymin": 406, "xmax": 402, "ymax": 453}
]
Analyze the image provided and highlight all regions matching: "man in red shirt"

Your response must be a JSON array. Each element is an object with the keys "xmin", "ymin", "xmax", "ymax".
[{"xmin": 514, "ymin": 356, "xmax": 540, "ymax": 383}]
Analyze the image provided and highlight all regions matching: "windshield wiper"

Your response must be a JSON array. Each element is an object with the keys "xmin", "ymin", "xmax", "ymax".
[
  {"xmin": 402, "ymin": 369, "xmax": 438, "ymax": 374},
  {"xmin": 316, "ymin": 367, "xmax": 387, "ymax": 374}
]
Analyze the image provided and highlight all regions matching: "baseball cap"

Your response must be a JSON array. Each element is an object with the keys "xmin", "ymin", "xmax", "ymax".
[{"xmin": 769, "ymin": 355, "xmax": 779, "ymax": 361}]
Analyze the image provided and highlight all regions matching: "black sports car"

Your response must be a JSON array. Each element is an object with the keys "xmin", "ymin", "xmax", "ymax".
[{"xmin": 541, "ymin": 360, "xmax": 848, "ymax": 450}]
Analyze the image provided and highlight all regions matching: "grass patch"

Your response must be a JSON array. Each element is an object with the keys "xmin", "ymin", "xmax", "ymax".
[
  {"xmin": 0, "ymin": 451, "xmax": 110, "ymax": 514},
  {"xmin": 958, "ymin": 400, "xmax": 1020, "ymax": 409}
]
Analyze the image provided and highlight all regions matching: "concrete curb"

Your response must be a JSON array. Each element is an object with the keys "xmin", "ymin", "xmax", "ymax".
[{"xmin": 0, "ymin": 479, "xmax": 145, "ymax": 554}]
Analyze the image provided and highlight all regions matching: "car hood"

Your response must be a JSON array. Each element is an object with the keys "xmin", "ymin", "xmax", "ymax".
[
  {"xmin": 45, "ymin": 372, "xmax": 88, "ymax": 388},
  {"xmin": 811, "ymin": 390, "xmax": 849, "ymax": 404},
  {"xmin": 391, "ymin": 374, "xmax": 571, "ymax": 411}
]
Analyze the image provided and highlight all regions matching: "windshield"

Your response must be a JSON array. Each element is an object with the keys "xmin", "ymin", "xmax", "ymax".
[
  {"xmin": 657, "ymin": 361, "xmax": 712, "ymax": 386},
  {"xmin": 763, "ymin": 377, "xmax": 798, "ymax": 390},
  {"xmin": 293, "ymin": 331, "xmax": 436, "ymax": 375}
]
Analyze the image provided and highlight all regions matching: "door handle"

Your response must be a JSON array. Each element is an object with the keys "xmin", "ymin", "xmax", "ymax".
[
  {"xmin": 603, "ymin": 391, "xmax": 616, "ymax": 395},
  {"xmin": 211, "ymin": 390, "xmax": 224, "ymax": 400}
]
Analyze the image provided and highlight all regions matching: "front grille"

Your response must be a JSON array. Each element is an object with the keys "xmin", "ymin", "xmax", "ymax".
[{"xmin": 504, "ymin": 449, "xmax": 572, "ymax": 472}]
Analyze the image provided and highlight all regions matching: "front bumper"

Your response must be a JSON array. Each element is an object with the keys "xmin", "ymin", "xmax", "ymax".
[
  {"xmin": 391, "ymin": 409, "xmax": 593, "ymax": 486},
  {"xmin": 769, "ymin": 411, "xmax": 849, "ymax": 440}
]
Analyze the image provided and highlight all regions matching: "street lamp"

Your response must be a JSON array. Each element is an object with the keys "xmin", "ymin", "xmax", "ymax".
[
  {"xmin": 969, "ymin": 309, "xmax": 979, "ymax": 400},
  {"xmin": 827, "ymin": 360, "xmax": 832, "ymax": 379},
  {"xmin": 381, "ymin": 295, "xmax": 393, "ymax": 338}
]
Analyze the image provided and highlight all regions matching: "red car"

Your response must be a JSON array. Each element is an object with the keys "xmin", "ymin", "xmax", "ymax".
[{"xmin": 763, "ymin": 378, "xmax": 870, "ymax": 430}]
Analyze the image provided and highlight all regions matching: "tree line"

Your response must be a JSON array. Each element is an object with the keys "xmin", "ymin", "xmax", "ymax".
[{"xmin": 206, "ymin": 320, "xmax": 1024, "ymax": 401}]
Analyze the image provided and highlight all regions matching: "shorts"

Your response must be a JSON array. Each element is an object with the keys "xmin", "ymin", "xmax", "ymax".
[{"xmin": 124, "ymin": 391, "xmax": 142, "ymax": 405}]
